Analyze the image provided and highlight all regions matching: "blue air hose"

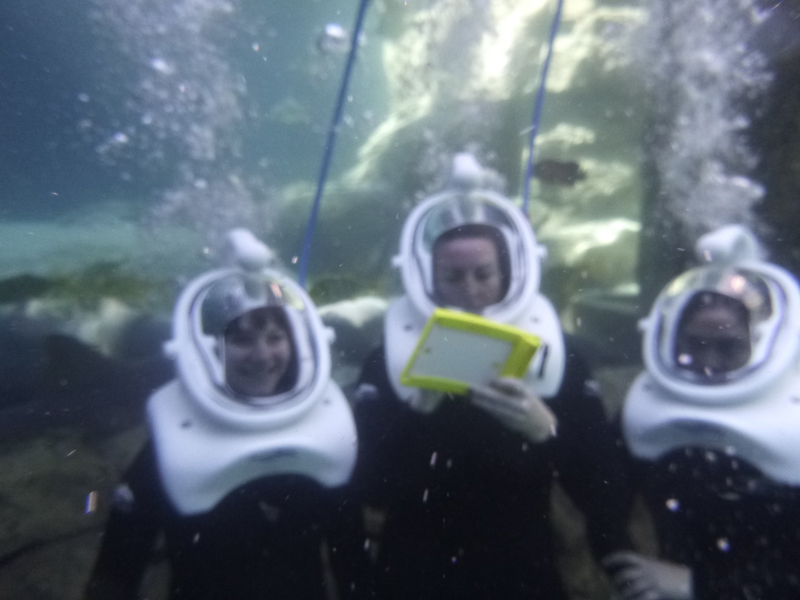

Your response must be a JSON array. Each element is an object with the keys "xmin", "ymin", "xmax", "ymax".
[
  {"xmin": 521, "ymin": 0, "xmax": 564, "ymax": 217},
  {"xmin": 298, "ymin": 0, "xmax": 372, "ymax": 288}
]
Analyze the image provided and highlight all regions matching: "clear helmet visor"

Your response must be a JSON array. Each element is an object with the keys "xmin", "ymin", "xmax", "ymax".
[
  {"xmin": 192, "ymin": 273, "xmax": 317, "ymax": 406},
  {"xmin": 412, "ymin": 192, "xmax": 530, "ymax": 314},
  {"xmin": 654, "ymin": 267, "xmax": 785, "ymax": 384}
]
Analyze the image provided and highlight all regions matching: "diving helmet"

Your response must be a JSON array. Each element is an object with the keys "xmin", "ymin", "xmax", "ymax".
[
  {"xmin": 393, "ymin": 153, "xmax": 546, "ymax": 324},
  {"xmin": 164, "ymin": 229, "xmax": 333, "ymax": 430},
  {"xmin": 640, "ymin": 225, "xmax": 800, "ymax": 404}
]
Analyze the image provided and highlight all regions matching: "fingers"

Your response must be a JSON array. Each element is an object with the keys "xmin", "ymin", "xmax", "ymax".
[
  {"xmin": 470, "ymin": 391, "xmax": 529, "ymax": 422},
  {"xmin": 470, "ymin": 382, "xmax": 556, "ymax": 442},
  {"xmin": 602, "ymin": 553, "xmax": 662, "ymax": 600},
  {"xmin": 488, "ymin": 376, "xmax": 529, "ymax": 396},
  {"xmin": 612, "ymin": 567, "xmax": 657, "ymax": 600}
]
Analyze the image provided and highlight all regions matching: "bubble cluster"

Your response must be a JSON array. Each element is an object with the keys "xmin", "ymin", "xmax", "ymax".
[
  {"xmin": 86, "ymin": 0, "xmax": 269, "ymax": 243},
  {"xmin": 642, "ymin": 0, "xmax": 772, "ymax": 239},
  {"xmin": 148, "ymin": 172, "xmax": 265, "ymax": 250},
  {"xmin": 88, "ymin": 0, "xmax": 246, "ymax": 172}
]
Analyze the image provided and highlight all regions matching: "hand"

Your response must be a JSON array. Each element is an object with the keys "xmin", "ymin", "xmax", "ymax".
[
  {"xmin": 602, "ymin": 551, "xmax": 693, "ymax": 600},
  {"xmin": 470, "ymin": 377, "xmax": 557, "ymax": 442}
]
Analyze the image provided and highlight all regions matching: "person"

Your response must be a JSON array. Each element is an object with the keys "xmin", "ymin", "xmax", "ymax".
[
  {"xmin": 610, "ymin": 225, "xmax": 800, "ymax": 600},
  {"xmin": 349, "ymin": 154, "xmax": 632, "ymax": 599},
  {"xmin": 85, "ymin": 229, "xmax": 359, "ymax": 600}
]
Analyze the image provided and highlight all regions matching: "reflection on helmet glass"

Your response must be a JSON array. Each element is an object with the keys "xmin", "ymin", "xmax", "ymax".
[
  {"xmin": 655, "ymin": 267, "xmax": 784, "ymax": 384},
  {"xmin": 223, "ymin": 307, "xmax": 297, "ymax": 397}
]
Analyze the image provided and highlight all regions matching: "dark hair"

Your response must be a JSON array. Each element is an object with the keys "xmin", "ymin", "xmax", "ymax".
[
  {"xmin": 432, "ymin": 224, "xmax": 511, "ymax": 300},
  {"xmin": 677, "ymin": 291, "xmax": 750, "ymax": 333},
  {"xmin": 224, "ymin": 306, "xmax": 299, "ymax": 395}
]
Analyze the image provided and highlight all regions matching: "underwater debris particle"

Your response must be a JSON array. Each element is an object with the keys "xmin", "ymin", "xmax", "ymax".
[
  {"xmin": 422, "ymin": 488, "xmax": 429, "ymax": 503},
  {"xmin": 430, "ymin": 451, "xmax": 438, "ymax": 467},
  {"xmin": 150, "ymin": 57, "xmax": 175, "ymax": 75},
  {"xmin": 317, "ymin": 23, "xmax": 350, "ymax": 55},
  {"xmin": 666, "ymin": 498, "xmax": 680, "ymax": 512},
  {"xmin": 716, "ymin": 537, "xmax": 730, "ymax": 552},
  {"xmin": 85, "ymin": 491, "xmax": 98, "ymax": 514}
]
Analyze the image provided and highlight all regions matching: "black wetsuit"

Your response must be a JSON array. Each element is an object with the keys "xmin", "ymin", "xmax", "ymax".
[
  {"xmin": 634, "ymin": 448, "xmax": 800, "ymax": 600},
  {"xmin": 350, "ymin": 338, "xmax": 631, "ymax": 600},
  {"xmin": 85, "ymin": 443, "xmax": 359, "ymax": 600}
]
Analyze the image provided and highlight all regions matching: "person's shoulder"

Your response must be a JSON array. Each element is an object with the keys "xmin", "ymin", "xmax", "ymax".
[
  {"xmin": 109, "ymin": 441, "xmax": 166, "ymax": 516},
  {"xmin": 354, "ymin": 346, "xmax": 394, "ymax": 405}
]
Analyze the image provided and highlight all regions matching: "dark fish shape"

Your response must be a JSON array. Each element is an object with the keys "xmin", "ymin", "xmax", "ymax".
[
  {"xmin": 534, "ymin": 159, "xmax": 587, "ymax": 186},
  {"xmin": 0, "ymin": 322, "xmax": 173, "ymax": 442}
]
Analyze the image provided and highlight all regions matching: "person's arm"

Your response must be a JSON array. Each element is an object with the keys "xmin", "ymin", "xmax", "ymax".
[
  {"xmin": 548, "ymin": 341, "xmax": 634, "ymax": 560},
  {"xmin": 85, "ymin": 445, "xmax": 163, "ymax": 600}
]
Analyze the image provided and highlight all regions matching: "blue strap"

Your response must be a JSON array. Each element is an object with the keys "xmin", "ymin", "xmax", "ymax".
[
  {"xmin": 522, "ymin": 0, "xmax": 564, "ymax": 217},
  {"xmin": 298, "ymin": 0, "xmax": 372, "ymax": 288}
]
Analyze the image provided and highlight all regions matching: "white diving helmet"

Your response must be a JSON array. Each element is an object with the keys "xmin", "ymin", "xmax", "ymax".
[
  {"xmin": 640, "ymin": 225, "xmax": 800, "ymax": 404},
  {"xmin": 393, "ymin": 153, "xmax": 547, "ymax": 324},
  {"xmin": 164, "ymin": 229, "xmax": 333, "ymax": 430},
  {"xmin": 383, "ymin": 154, "xmax": 564, "ymax": 403},
  {"xmin": 151, "ymin": 230, "xmax": 355, "ymax": 515}
]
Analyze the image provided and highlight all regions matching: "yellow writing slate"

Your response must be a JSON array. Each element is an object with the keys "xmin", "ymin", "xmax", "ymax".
[{"xmin": 400, "ymin": 308, "xmax": 541, "ymax": 395}]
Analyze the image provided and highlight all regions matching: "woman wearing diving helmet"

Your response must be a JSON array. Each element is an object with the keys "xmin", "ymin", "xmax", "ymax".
[
  {"xmin": 608, "ymin": 225, "xmax": 800, "ymax": 600},
  {"xmin": 85, "ymin": 230, "xmax": 359, "ymax": 600},
  {"xmin": 349, "ymin": 154, "xmax": 632, "ymax": 599}
]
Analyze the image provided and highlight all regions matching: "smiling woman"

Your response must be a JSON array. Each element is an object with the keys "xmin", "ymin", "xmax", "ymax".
[
  {"xmin": 84, "ymin": 230, "xmax": 360, "ymax": 600},
  {"xmin": 222, "ymin": 306, "xmax": 297, "ymax": 397}
]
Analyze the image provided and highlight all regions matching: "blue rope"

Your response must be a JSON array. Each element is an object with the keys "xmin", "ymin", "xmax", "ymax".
[
  {"xmin": 521, "ymin": 0, "xmax": 564, "ymax": 217},
  {"xmin": 298, "ymin": 0, "xmax": 372, "ymax": 288}
]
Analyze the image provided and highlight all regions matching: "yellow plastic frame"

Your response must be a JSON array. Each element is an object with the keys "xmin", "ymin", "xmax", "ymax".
[{"xmin": 400, "ymin": 308, "xmax": 541, "ymax": 395}]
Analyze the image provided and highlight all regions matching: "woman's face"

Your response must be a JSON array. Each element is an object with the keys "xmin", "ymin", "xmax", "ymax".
[
  {"xmin": 433, "ymin": 235, "xmax": 504, "ymax": 313},
  {"xmin": 223, "ymin": 310, "xmax": 293, "ymax": 396},
  {"xmin": 675, "ymin": 302, "xmax": 751, "ymax": 377}
]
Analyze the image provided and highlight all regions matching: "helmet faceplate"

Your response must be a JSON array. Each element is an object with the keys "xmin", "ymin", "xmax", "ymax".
[
  {"xmin": 165, "ymin": 268, "xmax": 332, "ymax": 430},
  {"xmin": 642, "ymin": 258, "xmax": 800, "ymax": 405},
  {"xmin": 395, "ymin": 189, "xmax": 544, "ymax": 324}
]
